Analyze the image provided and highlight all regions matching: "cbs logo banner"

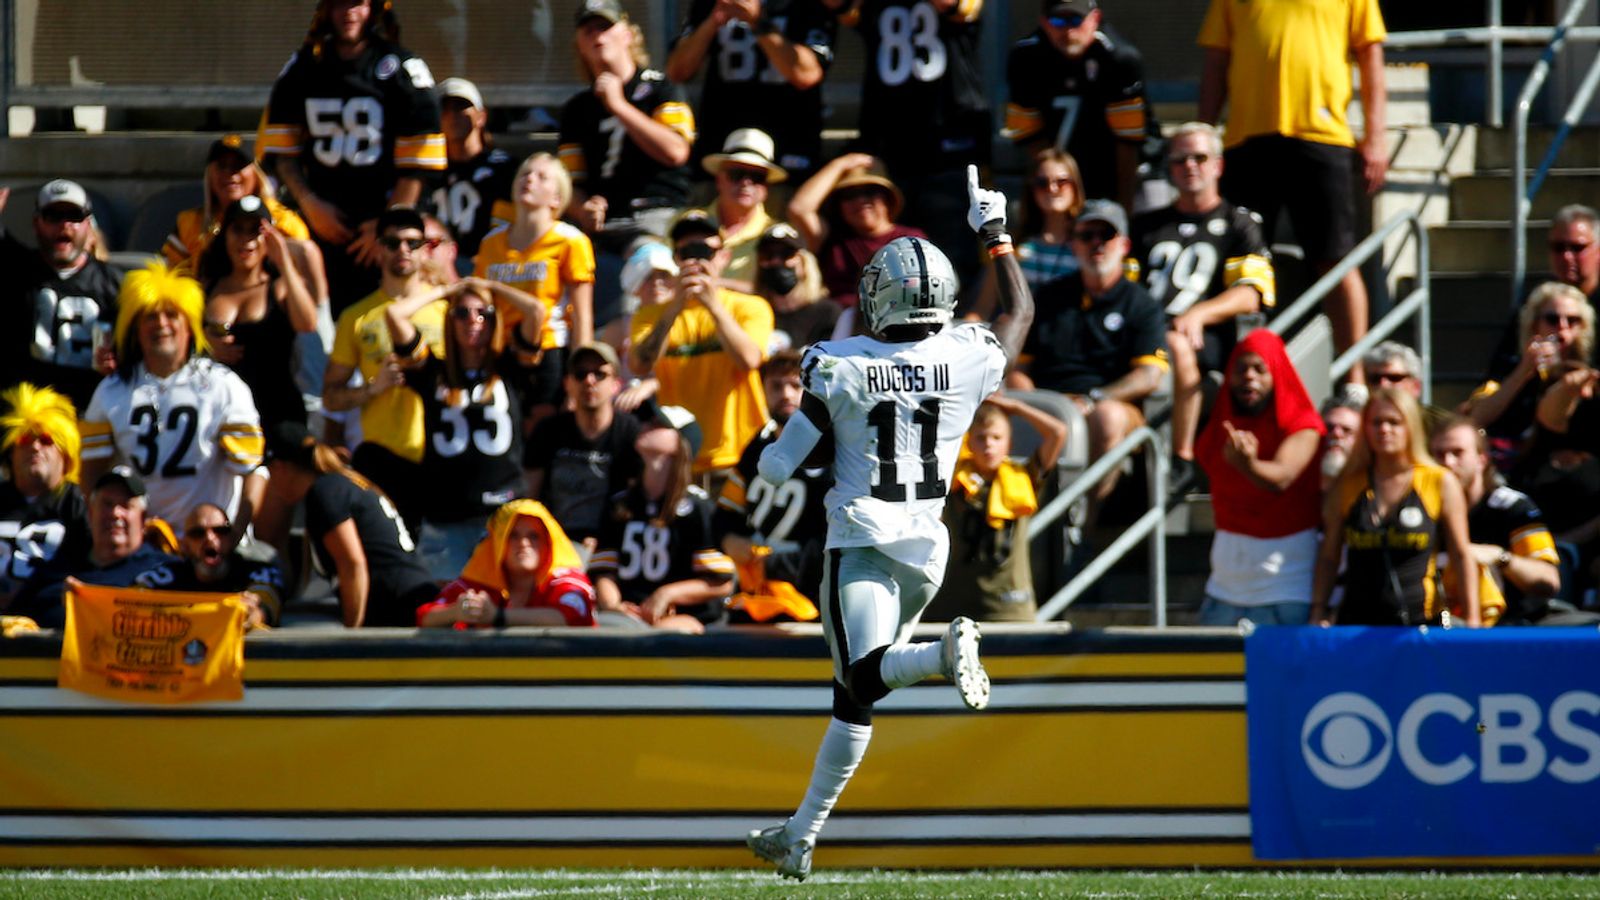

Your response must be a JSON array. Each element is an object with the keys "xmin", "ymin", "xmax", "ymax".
[{"xmin": 1244, "ymin": 627, "xmax": 1600, "ymax": 860}]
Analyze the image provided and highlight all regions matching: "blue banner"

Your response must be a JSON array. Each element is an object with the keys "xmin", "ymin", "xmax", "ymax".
[{"xmin": 1246, "ymin": 627, "xmax": 1600, "ymax": 859}]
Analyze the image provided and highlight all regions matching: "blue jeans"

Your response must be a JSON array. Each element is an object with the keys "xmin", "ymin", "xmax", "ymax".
[
  {"xmin": 1197, "ymin": 595, "xmax": 1311, "ymax": 627},
  {"xmin": 417, "ymin": 519, "xmax": 489, "ymax": 584}
]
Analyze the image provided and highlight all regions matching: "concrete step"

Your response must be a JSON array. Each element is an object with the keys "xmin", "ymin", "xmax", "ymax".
[
  {"xmin": 1428, "ymin": 322, "xmax": 1503, "ymax": 383},
  {"xmin": 1451, "ymin": 170, "xmax": 1600, "ymax": 219},
  {"xmin": 1477, "ymin": 127, "xmax": 1600, "ymax": 171},
  {"xmin": 1427, "ymin": 272, "xmax": 1528, "ymax": 321},
  {"xmin": 1387, "ymin": 123, "xmax": 1477, "ymax": 175},
  {"xmin": 1429, "ymin": 221, "xmax": 1546, "ymax": 273}
]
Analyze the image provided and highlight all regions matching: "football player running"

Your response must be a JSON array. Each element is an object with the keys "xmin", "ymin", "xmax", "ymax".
[{"xmin": 746, "ymin": 166, "xmax": 1034, "ymax": 880}]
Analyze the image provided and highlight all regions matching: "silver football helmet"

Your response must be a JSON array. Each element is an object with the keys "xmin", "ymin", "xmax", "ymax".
[{"xmin": 857, "ymin": 237, "xmax": 959, "ymax": 335}]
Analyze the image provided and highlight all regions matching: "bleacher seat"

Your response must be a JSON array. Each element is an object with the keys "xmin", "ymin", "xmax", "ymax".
[{"xmin": 125, "ymin": 183, "xmax": 203, "ymax": 255}]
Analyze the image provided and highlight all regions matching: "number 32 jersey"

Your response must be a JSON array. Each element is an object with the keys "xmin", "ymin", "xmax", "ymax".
[
  {"xmin": 80, "ymin": 358, "xmax": 265, "ymax": 524},
  {"xmin": 802, "ymin": 322, "xmax": 1005, "ymax": 568}
]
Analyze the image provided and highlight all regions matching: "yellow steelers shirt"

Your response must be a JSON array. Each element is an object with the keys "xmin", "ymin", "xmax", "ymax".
[
  {"xmin": 161, "ymin": 198, "xmax": 311, "ymax": 269},
  {"xmin": 474, "ymin": 222, "xmax": 597, "ymax": 351},
  {"xmin": 1198, "ymin": 0, "xmax": 1387, "ymax": 148},
  {"xmin": 329, "ymin": 290, "xmax": 448, "ymax": 463},
  {"xmin": 631, "ymin": 291, "xmax": 773, "ymax": 473}
]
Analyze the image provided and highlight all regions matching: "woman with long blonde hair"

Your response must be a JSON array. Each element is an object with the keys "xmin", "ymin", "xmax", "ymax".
[{"xmin": 1311, "ymin": 388, "xmax": 1480, "ymax": 626}]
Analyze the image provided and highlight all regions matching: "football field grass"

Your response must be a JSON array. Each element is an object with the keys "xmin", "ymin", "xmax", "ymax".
[{"xmin": 4, "ymin": 868, "xmax": 1600, "ymax": 898}]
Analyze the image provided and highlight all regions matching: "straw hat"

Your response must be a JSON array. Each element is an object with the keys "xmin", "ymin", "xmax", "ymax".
[
  {"xmin": 702, "ymin": 128, "xmax": 788, "ymax": 183},
  {"xmin": 826, "ymin": 165, "xmax": 903, "ymax": 219}
]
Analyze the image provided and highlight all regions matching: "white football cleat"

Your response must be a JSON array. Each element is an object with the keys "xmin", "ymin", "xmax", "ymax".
[
  {"xmin": 747, "ymin": 823, "xmax": 813, "ymax": 881},
  {"xmin": 942, "ymin": 616, "xmax": 990, "ymax": 710}
]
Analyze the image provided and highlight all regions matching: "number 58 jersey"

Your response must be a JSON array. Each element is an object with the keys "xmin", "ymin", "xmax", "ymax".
[
  {"xmin": 803, "ymin": 322, "xmax": 1006, "ymax": 569},
  {"xmin": 80, "ymin": 358, "xmax": 265, "ymax": 524}
]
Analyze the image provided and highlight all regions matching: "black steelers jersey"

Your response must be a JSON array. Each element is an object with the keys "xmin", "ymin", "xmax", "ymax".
[
  {"xmin": 136, "ymin": 553, "xmax": 286, "ymax": 626},
  {"xmin": 1003, "ymin": 24, "xmax": 1155, "ymax": 200},
  {"xmin": 1468, "ymin": 484, "xmax": 1560, "ymax": 622},
  {"xmin": 430, "ymin": 146, "xmax": 517, "ymax": 261},
  {"xmin": 408, "ymin": 352, "xmax": 527, "ymax": 523},
  {"xmin": 260, "ymin": 41, "xmax": 446, "ymax": 223},
  {"xmin": 673, "ymin": 0, "xmax": 836, "ymax": 177},
  {"xmin": 845, "ymin": 0, "xmax": 990, "ymax": 175},
  {"xmin": 0, "ymin": 250, "xmax": 123, "ymax": 412},
  {"xmin": 0, "ymin": 482, "xmax": 89, "ymax": 601},
  {"xmin": 590, "ymin": 485, "xmax": 735, "ymax": 624},
  {"xmin": 715, "ymin": 419, "xmax": 831, "ymax": 599},
  {"xmin": 1129, "ymin": 203, "xmax": 1274, "ymax": 317},
  {"xmin": 558, "ymin": 69, "xmax": 697, "ymax": 216}
]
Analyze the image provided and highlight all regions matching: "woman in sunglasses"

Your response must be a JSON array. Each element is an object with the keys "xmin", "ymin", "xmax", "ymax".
[
  {"xmin": 383, "ymin": 276, "xmax": 547, "ymax": 580},
  {"xmin": 786, "ymin": 153, "xmax": 925, "ymax": 309},
  {"xmin": 196, "ymin": 197, "xmax": 321, "ymax": 433},
  {"xmin": 1464, "ymin": 281, "xmax": 1595, "ymax": 472},
  {"xmin": 969, "ymin": 147, "xmax": 1084, "ymax": 322}
]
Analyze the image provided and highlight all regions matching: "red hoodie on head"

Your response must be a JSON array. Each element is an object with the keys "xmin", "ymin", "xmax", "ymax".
[{"xmin": 1195, "ymin": 329, "xmax": 1326, "ymax": 538}]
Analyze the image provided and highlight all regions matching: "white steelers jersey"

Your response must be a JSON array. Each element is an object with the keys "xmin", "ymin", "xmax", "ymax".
[
  {"xmin": 802, "ymin": 322, "xmax": 1006, "ymax": 568},
  {"xmin": 80, "ymin": 357, "xmax": 265, "ymax": 523}
]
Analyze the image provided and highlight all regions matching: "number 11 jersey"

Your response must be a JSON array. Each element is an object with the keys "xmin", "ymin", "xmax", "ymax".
[{"xmin": 802, "ymin": 322, "xmax": 1005, "ymax": 569}]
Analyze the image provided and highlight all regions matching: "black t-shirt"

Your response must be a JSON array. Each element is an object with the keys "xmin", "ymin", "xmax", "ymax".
[
  {"xmin": 304, "ymin": 471, "xmax": 436, "ymax": 626},
  {"xmin": 524, "ymin": 411, "xmax": 642, "ymax": 542},
  {"xmin": 1023, "ymin": 274, "xmax": 1169, "ymax": 395},
  {"xmin": 591, "ymin": 485, "xmax": 730, "ymax": 624},
  {"xmin": 851, "ymin": 0, "xmax": 991, "ymax": 176},
  {"xmin": 1004, "ymin": 24, "xmax": 1156, "ymax": 200},
  {"xmin": 558, "ymin": 69, "xmax": 694, "ymax": 216},
  {"xmin": 408, "ymin": 351, "xmax": 527, "ymax": 523},
  {"xmin": 0, "ymin": 481, "xmax": 90, "ymax": 600},
  {"xmin": 430, "ymin": 146, "xmax": 516, "ymax": 261},
  {"xmin": 714, "ymin": 418, "xmax": 831, "ymax": 600},
  {"xmin": 263, "ymin": 41, "xmax": 444, "ymax": 224},
  {"xmin": 0, "ymin": 232, "xmax": 123, "ymax": 411},
  {"xmin": 672, "ymin": 0, "xmax": 836, "ymax": 178},
  {"xmin": 772, "ymin": 299, "xmax": 843, "ymax": 353}
]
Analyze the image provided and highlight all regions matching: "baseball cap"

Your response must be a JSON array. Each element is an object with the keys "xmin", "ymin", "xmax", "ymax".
[
  {"xmin": 575, "ymin": 0, "xmax": 626, "ymax": 27},
  {"xmin": 220, "ymin": 195, "xmax": 275, "ymax": 229},
  {"xmin": 375, "ymin": 206, "xmax": 426, "ymax": 235},
  {"xmin": 647, "ymin": 404, "xmax": 703, "ymax": 458},
  {"xmin": 1043, "ymin": 0, "xmax": 1096, "ymax": 18},
  {"xmin": 207, "ymin": 133, "xmax": 250, "ymax": 165},
  {"xmin": 669, "ymin": 209, "xmax": 721, "ymax": 243},
  {"xmin": 440, "ymin": 77, "xmax": 485, "ymax": 111},
  {"xmin": 1076, "ymin": 199, "xmax": 1128, "ymax": 236},
  {"xmin": 619, "ymin": 242, "xmax": 678, "ymax": 295},
  {"xmin": 568, "ymin": 342, "xmax": 621, "ymax": 372},
  {"xmin": 36, "ymin": 179, "xmax": 91, "ymax": 214},
  {"xmin": 758, "ymin": 223, "xmax": 805, "ymax": 253},
  {"xmin": 93, "ymin": 465, "xmax": 146, "ymax": 498},
  {"xmin": 263, "ymin": 420, "xmax": 316, "ymax": 465}
]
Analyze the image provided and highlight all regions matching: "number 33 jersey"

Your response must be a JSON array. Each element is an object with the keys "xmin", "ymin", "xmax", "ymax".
[
  {"xmin": 803, "ymin": 322, "xmax": 1006, "ymax": 568},
  {"xmin": 80, "ymin": 358, "xmax": 265, "ymax": 524}
]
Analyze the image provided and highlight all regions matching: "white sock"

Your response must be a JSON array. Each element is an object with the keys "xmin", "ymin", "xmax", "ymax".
[
  {"xmin": 878, "ymin": 640, "xmax": 944, "ymax": 690},
  {"xmin": 787, "ymin": 717, "xmax": 873, "ymax": 843}
]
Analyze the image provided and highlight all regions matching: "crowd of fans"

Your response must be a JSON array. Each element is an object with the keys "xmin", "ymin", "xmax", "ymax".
[{"xmin": 0, "ymin": 0, "xmax": 1594, "ymax": 634}]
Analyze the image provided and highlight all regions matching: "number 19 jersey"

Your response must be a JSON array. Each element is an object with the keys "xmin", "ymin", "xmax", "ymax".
[{"xmin": 802, "ymin": 322, "xmax": 1006, "ymax": 569}]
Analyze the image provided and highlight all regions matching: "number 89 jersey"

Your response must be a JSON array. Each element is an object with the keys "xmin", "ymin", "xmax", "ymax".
[
  {"xmin": 803, "ymin": 322, "xmax": 1005, "ymax": 569},
  {"xmin": 80, "ymin": 358, "xmax": 264, "ymax": 524}
]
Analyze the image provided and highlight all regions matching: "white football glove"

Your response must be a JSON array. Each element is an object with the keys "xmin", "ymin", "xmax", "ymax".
[{"xmin": 966, "ymin": 164, "xmax": 1008, "ymax": 234}]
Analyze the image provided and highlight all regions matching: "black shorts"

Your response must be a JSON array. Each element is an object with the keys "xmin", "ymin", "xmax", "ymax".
[
  {"xmin": 1197, "ymin": 326, "xmax": 1231, "ymax": 376},
  {"xmin": 1221, "ymin": 135, "xmax": 1358, "ymax": 265}
]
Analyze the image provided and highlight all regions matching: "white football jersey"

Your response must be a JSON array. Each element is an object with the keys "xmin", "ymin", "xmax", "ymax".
[
  {"xmin": 803, "ymin": 322, "xmax": 1007, "ymax": 567},
  {"xmin": 80, "ymin": 358, "xmax": 265, "ymax": 523}
]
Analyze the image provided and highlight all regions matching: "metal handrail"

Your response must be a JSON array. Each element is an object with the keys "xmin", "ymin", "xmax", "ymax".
[
  {"xmin": 1513, "ymin": 0, "xmax": 1595, "ymax": 308},
  {"xmin": 1269, "ymin": 209, "xmax": 1433, "ymax": 403},
  {"xmin": 1030, "ymin": 425, "xmax": 1167, "ymax": 626}
]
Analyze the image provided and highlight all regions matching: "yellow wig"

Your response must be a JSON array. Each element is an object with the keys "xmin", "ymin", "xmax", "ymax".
[
  {"xmin": 113, "ymin": 261, "xmax": 210, "ymax": 366},
  {"xmin": 0, "ymin": 383, "xmax": 81, "ymax": 483}
]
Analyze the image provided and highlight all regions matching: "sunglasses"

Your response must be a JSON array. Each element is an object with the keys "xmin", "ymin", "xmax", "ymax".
[
  {"xmin": 379, "ymin": 235, "xmax": 428, "ymax": 252},
  {"xmin": 39, "ymin": 207, "xmax": 89, "ymax": 224},
  {"xmin": 450, "ymin": 305, "xmax": 496, "ymax": 323},
  {"xmin": 1046, "ymin": 13, "xmax": 1086, "ymax": 28},
  {"xmin": 675, "ymin": 240, "xmax": 717, "ymax": 261},
  {"xmin": 185, "ymin": 523, "xmax": 233, "ymax": 539},
  {"xmin": 1168, "ymin": 152, "xmax": 1212, "ymax": 167},
  {"xmin": 1373, "ymin": 371, "xmax": 1413, "ymax": 384},
  {"xmin": 1033, "ymin": 175, "xmax": 1074, "ymax": 191},
  {"xmin": 1542, "ymin": 312, "xmax": 1582, "ymax": 328},
  {"xmin": 17, "ymin": 432, "xmax": 55, "ymax": 448},
  {"xmin": 1072, "ymin": 227, "xmax": 1116, "ymax": 244},
  {"xmin": 724, "ymin": 167, "xmax": 769, "ymax": 185},
  {"xmin": 570, "ymin": 366, "xmax": 614, "ymax": 382},
  {"xmin": 1550, "ymin": 241, "xmax": 1593, "ymax": 254}
]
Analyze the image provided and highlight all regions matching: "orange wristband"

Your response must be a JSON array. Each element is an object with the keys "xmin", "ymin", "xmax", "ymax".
[{"xmin": 987, "ymin": 243, "xmax": 1015, "ymax": 258}]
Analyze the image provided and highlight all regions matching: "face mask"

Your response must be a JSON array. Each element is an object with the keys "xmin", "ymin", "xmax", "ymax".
[{"xmin": 757, "ymin": 264, "xmax": 800, "ymax": 295}]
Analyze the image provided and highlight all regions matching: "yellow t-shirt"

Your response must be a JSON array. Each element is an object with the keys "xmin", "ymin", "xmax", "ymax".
[
  {"xmin": 161, "ymin": 198, "xmax": 311, "ymax": 268},
  {"xmin": 630, "ymin": 290, "xmax": 773, "ymax": 473},
  {"xmin": 328, "ymin": 289, "xmax": 448, "ymax": 463},
  {"xmin": 1197, "ymin": 0, "xmax": 1387, "ymax": 148},
  {"xmin": 473, "ymin": 222, "xmax": 597, "ymax": 351}
]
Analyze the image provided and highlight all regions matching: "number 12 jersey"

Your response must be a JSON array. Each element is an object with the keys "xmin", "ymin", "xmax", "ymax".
[{"xmin": 801, "ymin": 322, "xmax": 1005, "ymax": 569}]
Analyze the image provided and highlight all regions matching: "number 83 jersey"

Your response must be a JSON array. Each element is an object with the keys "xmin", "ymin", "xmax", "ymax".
[
  {"xmin": 80, "ymin": 358, "xmax": 264, "ymax": 524},
  {"xmin": 803, "ymin": 322, "xmax": 1005, "ymax": 569}
]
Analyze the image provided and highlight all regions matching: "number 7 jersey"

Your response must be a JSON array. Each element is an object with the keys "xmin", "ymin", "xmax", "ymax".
[{"xmin": 802, "ymin": 322, "xmax": 1006, "ymax": 569}]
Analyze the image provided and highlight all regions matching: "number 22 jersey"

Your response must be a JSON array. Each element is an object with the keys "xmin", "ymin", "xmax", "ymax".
[{"xmin": 802, "ymin": 322, "xmax": 1006, "ymax": 568}]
